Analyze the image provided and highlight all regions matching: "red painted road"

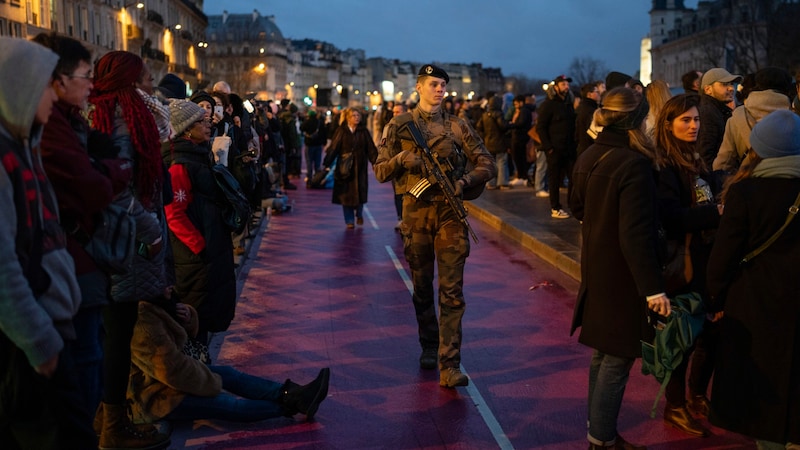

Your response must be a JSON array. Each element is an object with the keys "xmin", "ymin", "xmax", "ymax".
[{"xmin": 168, "ymin": 173, "xmax": 754, "ymax": 449}]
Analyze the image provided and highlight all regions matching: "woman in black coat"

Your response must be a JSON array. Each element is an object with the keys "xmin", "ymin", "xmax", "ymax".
[
  {"xmin": 323, "ymin": 108, "xmax": 378, "ymax": 228},
  {"xmin": 162, "ymin": 100, "xmax": 236, "ymax": 343},
  {"xmin": 569, "ymin": 87, "xmax": 670, "ymax": 450},
  {"xmin": 654, "ymin": 94, "xmax": 721, "ymax": 437},
  {"xmin": 706, "ymin": 110, "xmax": 800, "ymax": 448}
]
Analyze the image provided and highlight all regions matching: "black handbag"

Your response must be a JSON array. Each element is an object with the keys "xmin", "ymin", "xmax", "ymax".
[
  {"xmin": 81, "ymin": 199, "xmax": 136, "ymax": 275},
  {"xmin": 335, "ymin": 152, "xmax": 354, "ymax": 180}
]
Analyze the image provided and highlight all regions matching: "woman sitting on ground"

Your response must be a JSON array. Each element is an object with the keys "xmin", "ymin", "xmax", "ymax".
[{"xmin": 127, "ymin": 294, "xmax": 330, "ymax": 425}]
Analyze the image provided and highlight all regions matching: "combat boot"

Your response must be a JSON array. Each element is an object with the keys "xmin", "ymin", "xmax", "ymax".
[
  {"xmin": 419, "ymin": 347, "xmax": 438, "ymax": 370},
  {"xmin": 439, "ymin": 367, "xmax": 469, "ymax": 388},
  {"xmin": 281, "ymin": 368, "xmax": 330, "ymax": 420},
  {"xmin": 98, "ymin": 402, "xmax": 170, "ymax": 450}
]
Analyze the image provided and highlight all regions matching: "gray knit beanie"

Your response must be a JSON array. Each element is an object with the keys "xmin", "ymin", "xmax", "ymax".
[
  {"xmin": 750, "ymin": 109, "xmax": 800, "ymax": 159},
  {"xmin": 169, "ymin": 99, "xmax": 206, "ymax": 138}
]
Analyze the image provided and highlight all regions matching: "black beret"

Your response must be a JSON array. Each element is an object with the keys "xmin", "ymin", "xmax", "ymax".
[
  {"xmin": 189, "ymin": 90, "xmax": 215, "ymax": 107},
  {"xmin": 418, "ymin": 64, "xmax": 449, "ymax": 83}
]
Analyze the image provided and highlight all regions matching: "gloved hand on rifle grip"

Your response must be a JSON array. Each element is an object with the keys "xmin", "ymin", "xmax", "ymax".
[
  {"xmin": 396, "ymin": 150, "xmax": 421, "ymax": 171},
  {"xmin": 454, "ymin": 179, "xmax": 465, "ymax": 198}
]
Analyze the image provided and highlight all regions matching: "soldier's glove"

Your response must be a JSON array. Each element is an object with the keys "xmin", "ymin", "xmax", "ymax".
[
  {"xmin": 454, "ymin": 179, "xmax": 465, "ymax": 198},
  {"xmin": 396, "ymin": 150, "xmax": 422, "ymax": 171}
]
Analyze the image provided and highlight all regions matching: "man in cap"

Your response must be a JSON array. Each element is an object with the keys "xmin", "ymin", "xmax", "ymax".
[
  {"xmin": 713, "ymin": 66, "xmax": 793, "ymax": 176},
  {"xmin": 536, "ymin": 74, "xmax": 576, "ymax": 219},
  {"xmin": 697, "ymin": 67, "xmax": 742, "ymax": 187},
  {"xmin": 374, "ymin": 64, "xmax": 496, "ymax": 388}
]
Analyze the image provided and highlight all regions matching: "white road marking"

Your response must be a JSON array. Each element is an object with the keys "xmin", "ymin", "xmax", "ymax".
[{"xmin": 384, "ymin": 245, "xmax": 515, "ymax": 450}]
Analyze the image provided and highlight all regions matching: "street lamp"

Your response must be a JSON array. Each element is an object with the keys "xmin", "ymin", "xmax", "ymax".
[{"xmin": 120, "ymin": 1, "xmax": 144, "ymax": 9}]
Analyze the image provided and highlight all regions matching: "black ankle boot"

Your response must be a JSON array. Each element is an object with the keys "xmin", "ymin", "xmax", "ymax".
[{"xmin": 280, "ymin": 368, "xmax": 330, "ymax": 420}]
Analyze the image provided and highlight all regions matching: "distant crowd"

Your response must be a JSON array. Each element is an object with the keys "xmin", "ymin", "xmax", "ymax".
[{"xmin": 2, "ymin": 29, "xmax": 799, "ymax": 450}]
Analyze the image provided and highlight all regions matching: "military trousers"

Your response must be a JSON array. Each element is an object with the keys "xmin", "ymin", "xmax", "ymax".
[{"xmin": 401, "ymin": 193, "xmax": 470, "ymax": 369}]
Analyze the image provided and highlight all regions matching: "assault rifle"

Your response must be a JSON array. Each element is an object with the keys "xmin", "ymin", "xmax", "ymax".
[{"xmin": 404, "ymin": 120, "xmax": 479, "ymax": 243}]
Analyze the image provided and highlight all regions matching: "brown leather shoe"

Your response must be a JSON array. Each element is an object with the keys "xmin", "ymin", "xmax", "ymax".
[
  {"xmin": 664, "ymin": 403, "xmax": 710, "ymax": 437},
  {"xmin": 687, "ymin": 394, "xmax": 711, "ymax": 418}
]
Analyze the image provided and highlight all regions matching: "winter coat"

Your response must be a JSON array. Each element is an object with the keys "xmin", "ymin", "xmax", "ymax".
[
  {"xmin": 323, "ymin": 124, "xmax": 377, "ymax": 207},
  {"xmin": 569, "ymin": 129, "xmax": 663, "ymax": 358},
  {"xmin": 713, "ymin": 90, "xmax": 791, "ymax": 173},
  {"xmin": 106, "ymin": 111, "xmax": 168, "ymax": 303},
  {"xmin": 657, "ymin": 164, "xmax": 720, "ymax": 297},
  {"xmin": 300, "ymin": 115, "xmax": 327, "ymax": 147},
  {"xmin": 40, "ymin": 100, "xmax": 120, "ymax": 279},
  {"xmin": 575, "ymin": 97, "xmax": 598, "ymax": 155},
  {"xmin": 128, "ymin": 301, "xmax": 222, "ymax": 424},
  {"xmin": 508, "ymin": 103, "xmax": 533, "ymax": 148},
  {"xmin": 697, "ymin": 93, "xmax": 732, "ymax": 171},
  {"xmin": 0, "ymin": 38, "xmax": 81, "ymax": 367},
  {"xmin": 162, "ymin": 138, "xmax": 236, "ymax": 333},
  {"xmin": 706, "ymin": 165, "xmax": 800, "ymax": 444},
  {"xmin": 476, "ymin": 97, "xmax": 508, "ymax": 154},
  {"xmin": 536, "ymin": 90, "xmax": 576, "ymax": 156}
]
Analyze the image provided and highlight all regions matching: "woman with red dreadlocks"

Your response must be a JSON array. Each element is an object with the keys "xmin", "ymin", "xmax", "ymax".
[{"xmin": 88, "ymin": 51, "xmax": 171, "ymax": 450}]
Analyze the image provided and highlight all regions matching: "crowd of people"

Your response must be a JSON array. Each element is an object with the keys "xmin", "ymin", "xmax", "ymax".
[
  {"xmin": 2, "ymin": 30, "xmax": 799, "ymax": 450},
  {"xmin": 567, "ymin": 67, "xmax": 800, "ymax": 450},
  {"xmin": 0, "ymin": 35, "xmax": 329, "ymax": 450}
]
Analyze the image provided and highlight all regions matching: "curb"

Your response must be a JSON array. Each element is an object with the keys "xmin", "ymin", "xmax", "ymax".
[{"xmin": 467, "ymin": 202, "xmax": 582, "ymax": 282}]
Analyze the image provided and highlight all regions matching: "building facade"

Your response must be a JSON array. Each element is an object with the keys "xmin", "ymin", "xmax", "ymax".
[
  {"xmin": 650, "ymin": 0, "xmax": 800, "ymax": 86},
  {"xmin": 0, "ymin": 0, "xmax": 208, "ymax": 93},
  {"xmin": 2, "ymin": 3, "xmax": 504, "ymax": 108}
]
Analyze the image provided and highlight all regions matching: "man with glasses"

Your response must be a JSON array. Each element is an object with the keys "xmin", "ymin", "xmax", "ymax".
[{"xmin": 32, "ymin": 32, "xmax": 132, "ymax": 435}]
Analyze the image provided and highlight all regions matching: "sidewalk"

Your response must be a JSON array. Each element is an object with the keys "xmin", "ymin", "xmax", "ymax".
[{"xmin": 466, "ymin": 185, "xmax": 582, "ymax": 281}]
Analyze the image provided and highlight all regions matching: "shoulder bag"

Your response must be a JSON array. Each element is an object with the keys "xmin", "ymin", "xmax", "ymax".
[
  {"xmin": 335, "ymin": 152, "xmax": 354, "ymax": 180},
  {"xmin": 84, "ymin": 198, "xmax": 136, "ymax": 275}
]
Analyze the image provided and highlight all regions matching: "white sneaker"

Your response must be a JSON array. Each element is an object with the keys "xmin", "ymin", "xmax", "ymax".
[
  {"xmin": 535, "ymin": 190, "xmax": 550, "ymax": 198},
  {"xmin": 551, "ymin": 209, "xmax": 570, "ymax": 219}
]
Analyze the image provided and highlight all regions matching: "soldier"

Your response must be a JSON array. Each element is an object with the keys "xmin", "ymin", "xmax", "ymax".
[{"xmin": 374, "ymin": 64, "xmax": 496, "ymax": 388}]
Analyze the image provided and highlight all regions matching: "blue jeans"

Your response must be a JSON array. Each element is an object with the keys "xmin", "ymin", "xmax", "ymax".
[
  {"xmin": 306, "ymin": 145, "xmax": 323, "ymax": 180},
  {"xmin": 342, "ymin": 204, "xmax": 364, "ymax": 225},
  {"xmin": 587, "ymin": 350, "xmax": 635, "ymax": 445},
  {"xmin": 72, "ymin": 271, "xmax": 108, "ymax": 414},
  {"xmin": 166, "ymin": 365, "xmax": 284, "ymax": 422},
  {"xmin": 488, "ymin": 152, "xmax": 509, "ymax": 187},
  {"xmin": 534, "ymin": 150, "xmax": 547, "ymax": 192}
]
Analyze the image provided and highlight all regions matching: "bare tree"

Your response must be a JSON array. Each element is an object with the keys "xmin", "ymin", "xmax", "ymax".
[{"xmin": 566, "ymin": 57, "xmax": 609, "ymax": 87}]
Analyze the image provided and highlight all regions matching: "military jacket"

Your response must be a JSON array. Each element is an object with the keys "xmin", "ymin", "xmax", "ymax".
[{"xmin": 374, "ymin": 107, "xmax": 496, "ymax": 197}]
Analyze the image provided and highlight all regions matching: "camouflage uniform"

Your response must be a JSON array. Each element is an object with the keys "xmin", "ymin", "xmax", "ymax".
[{"xmin": 375, "ymin": 107, "xmax": 496, "ymax": 369}]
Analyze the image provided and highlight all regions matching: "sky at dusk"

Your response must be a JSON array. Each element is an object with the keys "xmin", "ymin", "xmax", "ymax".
[{"xmin": 203, "ymin": 0, "xmax": 700, "ymax": 79}]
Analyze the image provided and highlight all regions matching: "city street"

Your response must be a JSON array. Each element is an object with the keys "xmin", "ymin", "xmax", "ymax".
[{"xmin": 168, "ymin": 175, "xmax": 754, "ymax": 449}]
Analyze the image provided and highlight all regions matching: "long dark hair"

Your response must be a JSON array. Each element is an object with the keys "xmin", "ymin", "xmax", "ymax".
[{"xmin": 654, "ymin": 94, "xmax": 704, "ymax": 175}]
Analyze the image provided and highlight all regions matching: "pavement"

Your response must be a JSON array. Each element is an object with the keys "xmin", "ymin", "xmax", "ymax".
[
  {"xmin": 466, "ymin": 182, "xmax": 582, "ymax": 281},
  {"xmin": 165, "ymin": 176, "xmax": 754, "ymax": 449}
]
